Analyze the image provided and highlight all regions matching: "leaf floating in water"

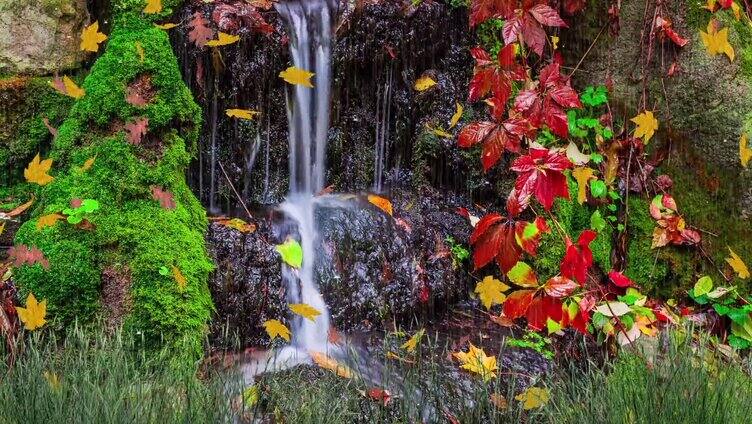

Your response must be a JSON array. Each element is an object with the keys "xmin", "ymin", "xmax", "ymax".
[
  {"xmin": 80, "ymin": 21, "xmax": 107, "ymax": 53},
  {"xmin": 225, "ymin": 109, "xmax": 260, "ymax": 120},
  {"xmin": 515, "ymin": 387, "xmax": 550, "ymax": 410},
  {"xmin": 206, "ymin": 32, "xmax": 240, "ymax": 47},
  {"xmin": 276, "ymin": 238, "xmax": 303, "ymax": 268},
  {"xmin": 24, "ymin": 154, "xmax": 54, "ymax": 186},
  {"xmin": 367, "ymin": 194, "xmax": 393, "ymax": 216},
  {"xmin": 279, "ymin": 66, "xmax": 315, "ymax": 88},
  {"xmin": 289, "ymin": 303, "xmax": 321, "ymax": 322},
  {"xmin": 414, "ymin": 75, "xmax": 437, "ymax": 91},
  {"xmin": 16, "ymin": 293, "xmax": 47, "ymax": 331},
  {"xmin": 449, "ymin": 103, "xmax": 463, "ymax": 129},
  {"xmin": 263, "ymin": 319, "xmax": 291, "ymax": 342},
  {"xmin": 309, "ymin": 351, "xmax": 354, "ymax": 379}
]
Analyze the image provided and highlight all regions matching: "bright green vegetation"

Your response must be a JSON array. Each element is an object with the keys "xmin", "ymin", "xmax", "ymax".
[{"xmin": 12, "ymin": 8, "xmax": 213, "ymax": 362}]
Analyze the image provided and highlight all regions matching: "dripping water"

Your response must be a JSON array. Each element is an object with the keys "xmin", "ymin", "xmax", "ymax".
[{"xmin": 373, "ymin": 65, "xmax": 393, "ymax": 193}]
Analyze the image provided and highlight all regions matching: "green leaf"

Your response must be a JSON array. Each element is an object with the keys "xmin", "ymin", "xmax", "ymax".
[
  {"xmin": 80, "ymin": 199, "xmax": 99, "ymax": 213},
  {"xmin": 276, "ymin": 238, "xmax": 303, "ymax": 269},
  {"xmin": 546, "ymin": 318, "xmax": 562, "ymax": 334},
  {"xmin": 693, "ymin": 276, "xmax": 713, "ymax": 297},
  {"xmin": 590, "ymin": 153, "xmax": 604, "ymax": 164},
  {"xmin": 590, "ymin": 210, "xmax": 606, "ymax": 232},
  {"xmin": 67, "ymin": 215, "xmax": 82, "ymax": 224},
  {"xmin": 590, "ymin": 180, "xmax": 607, "ymax": 198},
  {"xmin": 159, "ymin": 266, "xmax": 170, "ymax": 276}
]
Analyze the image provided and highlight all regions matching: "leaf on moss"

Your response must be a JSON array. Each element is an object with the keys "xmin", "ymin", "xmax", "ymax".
[
  {"xmin": 79, "ymin": 156, "xmax": 96, "ymax": 172},
  {"xmin": 50, "ymin": 76, "xmax": 85, "ymax": 99},
  {"xmin": 155, "ymin": 23, "xmax": 178, "ymax": 30},
  {"xmin": 37, "ymin": 214, "xmax": 64, "ymax": 230},
  {"xmin": 8, "ymin": 245, "xmax": 49, "ymax": 269},
  {"xmin": 571, "ymin": 167, "xmax": 595, "ymax": 204},
  {"xmin": 124, "ymin": 117, "xmax": 149, "ymax": 145},
  {"xmin": 2, "ymin": 196, "xmax": 35, "ymax": 218},
  {"xmin": 740, "ymin": 133, "xmax": 751, "ymax": 168},
  {"xmin": 726, "ymin": 247, "xmax": 749, "ymax": 279},
  {"xmin": 144, "ymin": 0, "xmax": 162, "ymax": 14},
  {"xmin": 151, "ymin": 186, "xmax": 176, "ymax": 210},
  {"xmin": 80, "ymin": 21, "xmax": 107, "ymax": 53},
  {"xmin": 700, "ymin": 19, "xmax": 734, "ymax": 62},
  {"xmin": 172, "ymin": 265, "xmax": 187, "ymax": 291},
  {"xmin": 24, "ymin": 154, "xmax": 54, "ymax": 186},
  {"xmin": 630, "ymin": 110, "xmax": 658, "ymax": 143}
]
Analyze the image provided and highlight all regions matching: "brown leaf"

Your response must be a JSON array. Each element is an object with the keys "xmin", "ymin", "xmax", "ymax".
[
  {"xmin": 8, "ymin": 245, "xmax": 49, "ymax": 269},
  {"xmin": 151, "ymin": 186, "xmax": 176, "ymax": 209},
  {"xmin": 42, "ymin": 117, "xmax": 58, "ymax": 138},
  {"xmin": 188, "ymin": 12, "xmax": 214, "ymax": 47},
  {"xmin": 124, "ymin": 117, "xmax": 149, "ymax": 145},
  {"xmin": 4, "ymin": 196, "xmax": 35, "ymax": 218}
]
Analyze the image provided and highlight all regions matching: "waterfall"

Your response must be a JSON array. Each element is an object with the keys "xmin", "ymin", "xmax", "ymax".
[{"xmin": 275, "ymin": 0, "xmax": 337, "ymax": 354}]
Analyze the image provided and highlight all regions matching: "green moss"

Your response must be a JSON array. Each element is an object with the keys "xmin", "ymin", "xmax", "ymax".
[
  {"xmin": 12, "ymin": 11, "xmax": 212, "ymax": 362},
  {"xmin": 477, "ymin": 18, "xmax": 505, "ymax": 57}
]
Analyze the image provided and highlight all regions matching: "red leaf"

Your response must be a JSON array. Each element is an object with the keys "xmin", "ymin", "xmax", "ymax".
[
  {"xmin": 503, "ymin": 289, "xmax": 535, "ymax": 319},
  {"xmin": 8, "ymin": 244, "xmax": 50, "ymax": 270},
  {"xmin": 151, "ymin": 186, "xmax": 176, "ymax": 210},
  {"xmin": 543, "ymin": 276, "xmax": 578, "ymax": 298},
  {"xmin": 467, "ymin": 44, "xmax": 526, "ymax": 103},
  {"xmin": 514, "ymin": 63, "xmax": 581, "ymax": 138},
  {"xmin": 528, "ymin": 4, "xmax": 568, "ymax": 27},
  {"xmin": 502, "ymin": 3, "xmax": 566, "ymax": 55},
  {"xmin": 560, "ymin": 230, "xmax": 597, "ymax": 283},
  {"xmin": 608, "ymin": 271, "xmax": 634, "ymax": 288},
  {"xmin": 510, "ymin": 147, "xmax": 572, "ymax": 211},
  {"xmin": 469, "ymin": 0, "xmax": 515, "ymax": 27},
  {"xmin": 469, "ymin": 213, "xmax": 521, "ymax": 272},
  {"xmin": 458, "ymin": 118, "xmax": 523, "ymax": 171},
  {"xmin": 563, "ymin": 0, "xmax": 586, "ymax": 14},
  {"xmin": 515, "ymin": 216, "xmax": 549, "ymax": 256},
  {"xmin": 366, "ymin": 388, "xmax": 392, "ymax": 406},
  {"xmin": 125, "ymin": 117, "xmax": 149, "ymax": 145},
  {"xmin": 188, "ymin": 12, "xmax": 214, "ymax": 47},
  {"xmin": 125, "ymin": 87, "xmax": 148, "ymax": 107},
  {"xmin": 526, "ymin": 295, "xmax": 563, "ymax": 330},
  {"xmin": 719, "ymin": 0, "xmax": 733, "ymax": 8}
]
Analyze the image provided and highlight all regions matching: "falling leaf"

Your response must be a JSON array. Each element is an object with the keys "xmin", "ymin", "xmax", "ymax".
[
  {"xmin": 276, "ymin": 238, "xmax": 303, "ymax": 268},
  {"xmin": 693, "ymin": 276, "xmax": 713, "ymax": 297},
  {"xmin": 206, "ymin": 32, "xmax": 240, "ymax": 47},
  {"xmin": 279, "ymin": 66, "xmax": 314, "ymax": 88},
  {"xmin": 474, "ymin": 276, "xmax": 510, "ymax": 310},
  {"xmin": 37, "ymin": 214, "xmax": 65, "ymax": 230},
  {"xmin": 151, "ymin": 186, "xmax": 176, "ymax": 209},
  {"xmin": 740, "ymin": 133, "xmax": 751, "ymax": 168},
  {"xmin": 43, "ymin": 371, "xmax": 61, "ymax": 392},
  {"xmin": 226, "ymin": 109, "xmax": 260, "ymax": 120},
  {"xmin": 15, "ymin": 293, "xmax": 47, "ymax": 331},
  {"xmin": 367, "ymin": 194, "xmax": 393, "ymax": 216},
  {"xmin": 594, "ymin": 301, "xmax": 632, "ymax": 317},
  {"xmin": 172, "ymin": 265, "xmax": 187, "ymax": 290},
  {"xmin": 263, "ymin": 319, "xmax": 291, "ymax": 341},
  {"xmin": 571, "ymin": 167, "xmax": 595, "ymax": 204},
  {"xmin": 125, "ymin": 117, "xmax": 149, "ymax": 145},
  {"xmin": 630, "ymin": 110, "xmax": 658, "ymax": 143},
  {"xmin": 289, "ymin": 303, "xmax": 321, "ymax": 322},
  {"xmin": 310, "ymin": 351, "xmax": 354, "ymax": 379},
  {"xmin": 449, "ymin": 103, "xmax": 463, "ymax": 129},
  {"xmin": 490, "ymin": 393, "xmax": 508, "ymax": 410},
  {"xmin": 80, "ymin": 156, "xmax": 96, "ymax": 172},
  {"xmin": 700, "ymin": 20, "xmax": 734, "ymax": 62},
  {"xmin": 144, "ymin": 0, "xmax": 162, "ymax": 14},
  {"xmin": 24, "ymin": 154, "xmax": 54, "ymax": 186},
  {"xmin": 155, "ymin": 22, "xmax": 178, "ymax": 30},
  {"xmin": 414, "ymin": 75, "xmax": 437, "ymax": 91},
  {"xmin": 401, "ymin": 329, "xmax": 425, "ymax": 353},
  {"xmin": 726, "ymin": 247, "xmax": 749, "ymax": 279},
  {"xmin": 80, "ymin": 21, "xmax": 108, "ymax": 53},
  {"xmin": 135, "ymin": 42, "xmax": 145, "ymax": 62},
  {"xmin": 217, "ymin": 217, "xmax": 256, "ymax": 233},
  {"xmin": 515, "ymin": 387, "xmax": 550, "ymax": 410},
  {"xmin": 453, "ymin": 343, "xmax": 497, "ymax": 382}
]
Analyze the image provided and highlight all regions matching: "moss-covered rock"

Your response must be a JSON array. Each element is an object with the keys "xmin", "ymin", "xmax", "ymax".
[{"xmin": 12, "ymin": 8, "xmax": 212, "ymax": 361}]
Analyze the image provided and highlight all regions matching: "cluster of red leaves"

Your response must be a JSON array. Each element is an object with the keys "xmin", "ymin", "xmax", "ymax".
[
  {"xmin": 469, "ymin": 211, "xmax": 550, "ymax": 272},
  {"xmin": 510, "ymin": 146, "xmax": 572, "ymax": 210},
  {"xmin": 514, "ymin": 62, "xmax": 582, "ymax": 138},
  {"xmin": 649, "ymin": 194, "xmax": 701, "ymax": 248},
  {"xmin": 189, "ymin": 2, "xmax": 274, "ymax": 48},
  {"xmin": 7, "ymin": 245, "xmax": 49, "ymax": 270},
  {"xmin": 502, "ymin": 276, "xmax": 592, "ymax": 333}
]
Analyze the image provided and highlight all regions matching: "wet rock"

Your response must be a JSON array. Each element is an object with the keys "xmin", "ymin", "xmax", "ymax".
[{"xmin": 0, "ymin": 0, "xmax": 88, "ymax": 75}]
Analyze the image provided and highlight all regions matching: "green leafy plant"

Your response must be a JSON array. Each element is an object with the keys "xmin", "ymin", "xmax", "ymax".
[
  {"xmin": 61, "ymin": 199, "xmax": 99, "ymax": 224},
  {"xmin": 506, "ymin": 331, "xmax": 554, "ymax": 359},
  {"xmin": 689, "ymin": 276, "xmax": 752, "ymax": 349},
  {"xmin": 446, "ymin": 236, "xmax": 470, "ymax": 267}
]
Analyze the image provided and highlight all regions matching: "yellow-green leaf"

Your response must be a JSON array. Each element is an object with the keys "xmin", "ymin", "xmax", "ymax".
[
  {"xmin": 206, "ymin": 32, "xmax": 240, "ymax": 47},
  {"xmin": 16, "ymin": 293, "xmax": 47, "ymax": 331},
  {"xmin": 289, "ymin": 303, "xmax": 321, "ymax": 322},
  {"xmin": 694, "ymin": 276, "xmax": 713, "ymax": 297},
  {"xmin": 275, "ymin": 238, "xmax": 303, "ymax": 268},
  {"xmin": 474, "ymin": 276, "xmax": 509, "ymax": 310},
  {"xmin": 279, "ymin": 66, "xmax": 315, "ymax": 88},
  {"xmin": 515, "ymin": 387, "xmax": 550, "ymax": 410},
  {"xmin": 740, "ymin": 133, "xmax": 751, "ymax": 168},
  {"xmin": 414, "ymin": 75, "xmax": 437, "ymax": 91},
  {"xmin": 172, "ymin": 265, "xmax": 187, "ymax": 291},
  {"xmin": 155, "ymin": 23, "xmax": 178, "ymax": 30},
  {"xmin": 242, "ymin": 385, "xmax": 259, "ymax": 407},
  {"xmin": 506, "ymin": 262, "xmax": 538, "ymax": 288},
  {"xmin": 263, "ymin": 319, "xmax": 291, "ymax": 342}
]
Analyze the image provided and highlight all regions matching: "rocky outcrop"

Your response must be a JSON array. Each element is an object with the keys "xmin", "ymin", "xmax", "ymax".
[{"xmin": 0, "ymin": 0, "xmax": 89, "ymax": 75}]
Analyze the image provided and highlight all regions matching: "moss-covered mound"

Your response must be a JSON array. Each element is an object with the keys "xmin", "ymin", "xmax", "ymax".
[{"xmin": 13, "ymin": 4, "xmax": 213, "ymax": 361}]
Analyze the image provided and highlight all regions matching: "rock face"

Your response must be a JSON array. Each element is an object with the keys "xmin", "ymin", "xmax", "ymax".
[
  {"xmin": 206, "ymin": 188, "xmax": 475, "ymax": 348},
  {"xmin": 0, "ymin": 0, "xmax": 88, "ymax": 75}
]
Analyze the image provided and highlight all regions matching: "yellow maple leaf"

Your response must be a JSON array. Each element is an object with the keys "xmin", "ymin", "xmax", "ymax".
[
  {"xmin": 414, "ymin": 75, "xmax": 437, "ymax": 91},
  {"xmin": 79, "ymin": 156, "xmax": 96, "ymax": 172},
  {"xmin": 206, "ymin": 32, "xmax": 240, "ymax": 47},
  {"xmin": 144, "ymin": 0, "xmax": 162, "ymax": 14},
  {"xmin": 310, "ymin": 351, "xmax": 354, "ymax": 379},
  {"xmin": 289, "ymin": 303, "xmax": 321, "ymax": 322},
  {"xmin": 155, "ymin": 23, "xmax": 178, "ymax": 30},
  {"xmin": 449, "ymin": 103, "xmax": 463, "ymax": 129},
  {"xmin": 740, "ymin": 133, "xmax": 751, "ymax": 168},
  {"xmin": 16, "ymin": 293, "xmax": 47, "ymax": 331},
  {"xmin": 515, "ymin": 387, "xmax": 550, "ymax": 410},
  {"xmin": 24, "ymin": 153, "xmax": 54, "ymax": 186},
  {"xmin": 52, "ymin": 76, "xmax": 85, "ymax": 99},
  {"xmin": 630, "ymin": 110, "xmax": 658, "ymax": 143},
  {"xmin": 80, "ymin": 21, "xmax": 108, "ymax": 53},
  {"xmin": 37, "ymin": 214, "xmax": 65, "ymax": 230},
  {"xmin": 400, "ymin": 328, "xmax": 425, "ymax": 353},
  {"xmin": 367, "ymin": 194, "xmax": 393, "ymax": 216},
  {"xmin": 279, "ymin": 66, "xmax": 315, "ymax": 88},
  {"xmin": 263, "ymin": 319, "xmax": 291, "ymax": 341},
  {"xmin": 172, "ymin": 265, "xmax": 187, "ymax": 290},
  {"xmin": 225, "ymin": 109, "xmax": 260, "ymax": 120},
  {"xmin": 453, "ymin": 343, "xmax": 497, "ymax": 382},
  {"xmin": 726, "ymin": 247, "xmax": 750, "ymax": 279},
  {"xmin": 700, "ymin": 20, "xmax": 735, "ymax": 62},
  {"xmin": 571, "ymin": 167, "xmax": 595, "ymax": 204},
  {"xmin": 474, "ymin": 276, "xmax": 509, "ymax": 310}
]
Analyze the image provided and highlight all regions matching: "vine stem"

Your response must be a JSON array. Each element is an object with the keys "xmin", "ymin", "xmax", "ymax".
[{"xmin": 217, "ymin": 160, "xmax": 254, "ymax": 221}]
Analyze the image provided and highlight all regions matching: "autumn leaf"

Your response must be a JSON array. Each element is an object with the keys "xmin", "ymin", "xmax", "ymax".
[
  {"xmin": 571, "ymin": 167, "xmax": 595, "ymax": 204},
  {"xmin": 503, "ymin": 289, "xmax": 535, "ymax": 319},
  {"xmin": 43, "ymin": 371, "xmax": 61, "ymax": 392},
  {"xmin": 526, "ymin": 295, "xmax": 564, "ymax": 330},
  {"xmin": 144, "ymin": 0, "xmax": 162, "ymax": 14},
  {"xmin": 310, "ymin": 351, "xmax": 354, "ymax": 379},
  {"xmin": 50, "ymin": 76, "xmax": 85, "ymax": 99},
  {"xmin": 414, "ymin": 75, "xmax": 437, "ymax": 91},
  {"xmin": 401, "ymin": 328, "xmax": 425, "ymax": 353},
  {"xmin": 457, "ymin": 115, "xmax": 527, "ymax": 171},
  {"xmin": 289, "ymin": 303, "xmax": 321, "ymax": 322},
  {"xmin": 8, "ymin": 245, "xmax": 49, "ymax": 269},
  {"xmin": 15, "ymin": 293, "xmax": 47, "ymax": 331},
  {"xmin": 279, "ymin": 66, "xmax": 315, "ymax": 87},
  {"xmin": 630, "ymin": 110, "xmax": 659, "ymax": 143},
  {"xmin": 467, "ymin": 44, "xmax": 526, "ymax": 106},
  {"xmin": 263, "ymin": 319, "xmax": 291, "ymax": 341},
  {"xmin": 37, "ymin": 214, "xmax": 65, "ymax": 230},
  {"xmin": 80, "ymin": 21, "xmax": 107, "ymax": 53},
  {"xmin": 740, "ymin": 133, "xmax": 751, "ymax": 168},
  {"xmin": 2, "ymin": 196, "xmax": 34, "ymax": 218},
  {"xmin": 608, "ymin": 271, "xmax": 635, "ymax": 288},
  {"xmin": 700, "ymin": 20, "xmax": 734, "ymax": 62},
  {"xmin": 594, "ymin": 301, "xmax": 632, "ymax": 317},
  {"xmin": 543, "ymin": 276, "xmax": 579, "ymax": 298},
  {"xmin": 449, "ymin": 103, "xmax": 463, "ymax": 129},
  {"xmin": 507, "ymin": 262, "xmax": 538, "ymax": 288},
  {"xmin": 560, "ymin": 230, "xmax": 597, "ymax": 283},
  {"xmin": 426, "ymin": 124, "xmax": 453, "ymax": 139},
  {"xmin": 276, "ymin": 238, "xmax": 303, "ymax": 268},
  {"xmin": 125, "ymin": 117, "xmax": 149, "ymax": 145},
  {"xmin": 151, "ymin": 186, "xmax": 176, "ymax": 210},
  {"xmin": 693, "ymin": 275, "xmax": 713, "ymax": 297},
  {"xmin": 510, "ymin": 146, "xmax": 572, "ymax": 211},
  {"xmin": 206, "ymin": 32, "xmax": 240, "ymax": 47},
  {"xmin": 24, "ymin": 153, "xmax": 54, "ymax": 186},
  {"xmin": 475, "ymin": 276, "xmax": 510, "ymax": 309},
  {"xmin": 514, "ymin": 62, "xmax": 582, "ymax": 138},
  {"xmin": 188, "ymin": 13, "xmax": 213, "ymax": 47},
  {"xmin": 515, "ymin": 387, "xmax": 550, "ymax": 410},
  {"xmin": 503, "ymin": 3, "xmax": 567, "ymax": 55},
  {"xmin": 726, "ymin": 247, "xmax": 749, "ymax": 279},
  {"xmin": 78, "ymin": 156, "xmax": 96, "ymax": 172},
  {"xmin": 172, "ymin": 265, "xmax": 187, "ymax": 290},
  {"xmin": 155, "ymin": 23, "xmax": 178, "ymax": 30},
  {"xmin": 217, "ymin": 217, "xmax": 256, "ymax": 233},
  {"xmin": 367, "ymin": 194, "xmax": 393, "ymax": 216},
  {"xmin": 453, "ymin": 343, "xmax": 497, "ymax": 382},
  {"xmin": 226, "ymin": 109, "xmax": 260, "ymax": 120},
  {"xmin": 365, "ymin": 388, "xmax": 392, "ymax": 406}
]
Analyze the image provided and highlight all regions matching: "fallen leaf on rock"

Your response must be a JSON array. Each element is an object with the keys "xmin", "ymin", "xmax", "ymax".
[
  {"xmin": 449, "ymin": 103, "xmax": 463, "ymax": 128},
  {"xmin": 475, "ymin": 276, "xmax": 509, "ymax": 310},
  {"xmin": 217, "ymin": 217, "xmax": 256, "ymax": 233},
  {"xmin": 263, "ymin": 319, "xmax": 291, "ymax": 342},
  {"xmin": 188, "ymin": 13, "xmax": 213, "ymax": 47},
  {"xmin": 630, "ymin": 110, "xmax": 658, "ymax": 143},
  {"xmin": 414, "ymin": 75, "xmax": 437, "ymax": 91},
  {"xmin": 310, "ymin": 351, "xmax": 354, "ymax": 379},
  {"xmin": 700, "ymin": 20, "xmax": 734, "ymax": 62},
  {"xmin": 726, "ymin": 247, "xmax": 749, "ymax": 279},
  {"xmin": 206, "ymin": 32, "xmax": 240, "ymax": 47},
  {"xmin": 515, "ymin": 387, "xmax": 550, "ymax": 410},
  {"xmin": 289, "ymin": 303, "xmax": 321, "ymax": 322},
  {"xmin": 453, "ymin": 343, "xmax": 497, "ymax": 382},
  {"xmin": 80, "ymin": 21, "xmax": 107, "ymax": 53},
  {"xmin": 279, "ymin": 66, "xmax": 314, "ymax": 87},
  {"xmin": 226, "ymin": 109, "xmax": 260, "ymax": 120},
  {"xmin": 367, "ymin": 194, "xmax": 393, "ymax": 216},
  {"xmin": 16, "ymin": 293, "xmax": 47, "ymax": 331},
  {"xmin": 24, "ymin": 154, "xmax": 54, "ymax": 186}
]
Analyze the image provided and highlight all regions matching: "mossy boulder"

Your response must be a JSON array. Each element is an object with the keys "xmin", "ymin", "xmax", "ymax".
[{"xmin": 12, "ymin": 9, "xmax": 213, "ymax": 361}]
